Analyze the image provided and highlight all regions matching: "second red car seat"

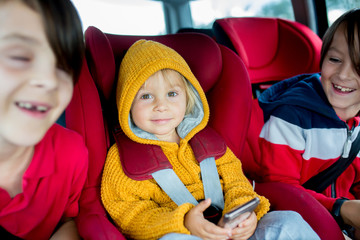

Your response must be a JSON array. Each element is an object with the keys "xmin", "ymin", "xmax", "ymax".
[
  {"xmin": 213, "ymin": 17, "xmax": 323, "ymax": 179},
  {"xmin": 213, "ymin": 17, "xmax": 344, "ymax": 240}
]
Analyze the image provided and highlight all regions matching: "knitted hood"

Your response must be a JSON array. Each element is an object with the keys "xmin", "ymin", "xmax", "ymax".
[{"xmin": 116, "ymin": 40, "xmax": 209, "ymax": 144}]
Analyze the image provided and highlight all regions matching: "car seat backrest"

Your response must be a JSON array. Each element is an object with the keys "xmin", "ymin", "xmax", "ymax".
[
  {"xmin": 211, "ymin": 18, "xmax": 347, "ymax": 240},
  {"xmin": 65, "ymin": 26, "xmax": 253, "ymax": 239},
  {"xmin": 84, "ymin": 27, "xmax": 252, "ymax": 160},
  {"xmin": 213, "ymin": 17, "xmax": 322, "ymax": 180},
  {"xmin": 177, "ymin": 27, "xmax": 215, "ymax": 39},
  {"xmin": 65, "ymin": 57, "xmax": 124, "ymax": 239}
]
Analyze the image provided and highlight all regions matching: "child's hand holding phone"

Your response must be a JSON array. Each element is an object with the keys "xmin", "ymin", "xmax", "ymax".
[
  {"xmin": 230, "ymin": 211, "xmax": 258, "ymax": 240},
  {"xmin": 218, "ymin": 197, "xmax": 260, "ymax": 229},
  {"xmin": 185, "ymin": 199, "xmax": 232, "ymax": 239},
  {"xmin": 217, "ymin": 197, "xmax": 259, "ymax": 240}
]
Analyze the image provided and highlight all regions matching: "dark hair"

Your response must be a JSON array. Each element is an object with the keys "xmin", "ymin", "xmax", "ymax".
[
  {"xmin": 18, "ymin": 0, "xmax": 85, "ymax": 83},
  {"xmin": 320, "ymin": 8, "xmax": 360, "ymax": 75}
]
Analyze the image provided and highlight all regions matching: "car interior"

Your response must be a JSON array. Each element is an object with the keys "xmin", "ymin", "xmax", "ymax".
[
  {"xmin": 65, "ymin": 20, "xmax": 344, "ymax": 239},
  {"xmin": 58, "ymin": 0, "xmax": 360, "ymax": 239}
]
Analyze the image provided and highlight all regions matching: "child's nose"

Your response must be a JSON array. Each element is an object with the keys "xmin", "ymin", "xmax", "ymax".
[
  {"xmin": 339, "ymin": 61, "xmax": 357, "ymax": 80},
  {"xmin": 30, "ymin": 67, "xmax": 59, "ymax": 90},
  {"xmin": 154, "ymin": 98, "xmax": 168, "ymax": 112}
]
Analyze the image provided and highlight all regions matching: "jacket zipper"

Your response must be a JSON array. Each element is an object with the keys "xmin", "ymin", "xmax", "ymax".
[
  {"xmin": 331, "ymin": 181, "xmax": 336, "ymax": 198},
  {"xmin": 342, "ymin": 125, "xmax": 354, "ymax": 158},
  {"xmin": 331, "ymin": 124, "xmax": 355, "ymax": 198}
]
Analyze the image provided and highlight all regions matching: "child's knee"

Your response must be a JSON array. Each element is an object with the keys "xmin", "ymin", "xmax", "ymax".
[
  {"xmin": 265, "ymin": 210, "xmax": 307, "ymax": 228},
  {"xmin": 254, "ymin": 210, "xmax": 319, "ymax": 239},
  {"xmin": 159, "ymin": 233, "xmax": 202, "ymax": 240}
]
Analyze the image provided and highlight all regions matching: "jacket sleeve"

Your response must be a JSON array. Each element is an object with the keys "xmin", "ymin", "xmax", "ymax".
[
  {"xmin": 350, "ymin": 162, "xmax": 360, "ymax": 199},
  {"xmin": 216, "ymin": 147, "xmax": 270, "ymax": 220},
  {"xmin": 101, "ymin": 144, "xmax": 193, "ymax": 240},
  {"xmin": 258, "ymin": 109, "xmax": 338, "ymax": 211}
]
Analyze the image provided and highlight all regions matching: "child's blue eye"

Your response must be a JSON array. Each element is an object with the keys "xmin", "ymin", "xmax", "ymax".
[
  {"xmin": 168, "ymin": 91, "xmax": 178, "ymax": 97},
  {"xmin": 140, "ymin": 94, "xmax": 152, "ymax": 99}
]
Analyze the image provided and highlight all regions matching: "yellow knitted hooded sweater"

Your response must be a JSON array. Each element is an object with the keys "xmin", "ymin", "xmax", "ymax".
[{"xmin": 101, "ymin": 40, "xmax": 270, "ymax": 240}]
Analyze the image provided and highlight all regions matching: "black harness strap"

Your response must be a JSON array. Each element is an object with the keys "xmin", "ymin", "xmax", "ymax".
[{"xmin": 303, "ymin": 132, "xmax": 360, "ymax": 193}]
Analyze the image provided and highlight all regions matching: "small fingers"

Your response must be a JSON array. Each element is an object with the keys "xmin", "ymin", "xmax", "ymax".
[
  {"xmin": 238, "ymin": 212, "xmax": 257, "ymax": 228},
  {"xmin": 195, "ymin": 199, "xmax": 212, "ymax": 213},
  {"xmin": 201, "ymin": 221, "xmax": 232, "ymax": 240},
  {"xmin": 231, "ymin": 212, "xmax": 257, "ymax": 239}
]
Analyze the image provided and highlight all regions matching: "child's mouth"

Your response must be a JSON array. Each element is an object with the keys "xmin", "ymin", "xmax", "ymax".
[
  {"xmin": 333, "ymin": 83, "xmax": 355, "ymax": 93},
  {"xmin": 151, "ymin": 118, "xmax": 171, "ymax": 124},
  {"xmin": 16, "ymin": 101, "xmax": 50, "ymax": 113}
]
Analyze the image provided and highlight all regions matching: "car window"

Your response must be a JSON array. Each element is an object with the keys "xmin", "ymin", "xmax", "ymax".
[
  {"xmin": 190, "ymin": 0, "xmax": 295, "ymax": 29},
  {"xmin": 71, "ymin": 0, "xmax": 165, "ymax": 35},
  {"xmin": 325, "ymin": 0, "xmax": 360, "ymax": 25}
]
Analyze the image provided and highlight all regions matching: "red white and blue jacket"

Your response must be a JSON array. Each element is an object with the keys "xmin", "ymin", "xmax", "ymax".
[{"xmin": 258, "ymin": 73, "xmax": 360, "ymax": 211}]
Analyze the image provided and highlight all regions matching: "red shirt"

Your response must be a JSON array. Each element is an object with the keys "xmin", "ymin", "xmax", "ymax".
[{"xmin": 0, "ymin": 124, "xmax": 88, "ymax": 239}]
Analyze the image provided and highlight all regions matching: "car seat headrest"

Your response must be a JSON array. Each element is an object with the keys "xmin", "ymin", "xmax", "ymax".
[
  {"xmin": 214, "ymin": 17, "xmax": 322, "ymax": 84},
  {"xmin": 85, "ymin": 26, "xmax": 116, "ymax": 100},
  {"xmin": 105, "ymin": 32, "xmax": 223, "ymax": 93}
]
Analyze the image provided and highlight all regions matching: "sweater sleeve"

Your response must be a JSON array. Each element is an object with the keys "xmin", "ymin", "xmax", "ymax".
[
  {"xmin": 101, "ymin": 144, "xmax": 193, "ymax": 240},
  {"xmin": 258, "ymin": 111, "xmax": 337, "ymax": 211},
  {"xmin": 216, "ymin": 148, "xmax": 270, "ymax": 220}
]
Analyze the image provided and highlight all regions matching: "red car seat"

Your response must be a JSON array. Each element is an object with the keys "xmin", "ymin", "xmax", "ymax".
[
  {"xmin": 65, "ymin": 59, "xmax": 125, "ymax": 239},
  {"xmin": 66, "ymin": 26, "xmax": 343, "ymax": 239},
  {"xmin": 213, "ymin": 17, "xmax": 344, "ymax": 240},
  {"xmin": 66, "ymin": 27, "xmax": 252, "ymax": 239},
  {"xmin": 213, "ymin": 17, "xmax": 323, "ymax": 179}
]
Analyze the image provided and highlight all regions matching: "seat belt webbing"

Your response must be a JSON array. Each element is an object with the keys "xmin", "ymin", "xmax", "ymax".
[
  {"xmin": 152, "ymin": 157, "xmax": 224, "ymax": 209},
  {"xmin": 200, "ymin": 157, "xmax": 224, "ymax": 209},
  {"xmin": 152, "ymin": 169, "xmax": 198, "ymax": 206}
]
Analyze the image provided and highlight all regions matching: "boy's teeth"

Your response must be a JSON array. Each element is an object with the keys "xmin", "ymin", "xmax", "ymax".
[
  {"xmin": 334, "ymin": 84, "xmax": 353, "ymax": 92},
  {"xmin": 19, "ymin": 102, "xmax": 32, "ymax": 109},
  {"xmin": 18, "ymin": 102, "xmax": 48, "ymax": 112},
  {"xmin": 36, "ymin": 106, "xmax": 48, "ymax": 112}
]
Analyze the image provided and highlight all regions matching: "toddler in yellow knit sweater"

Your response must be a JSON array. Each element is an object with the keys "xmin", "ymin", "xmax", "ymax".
[{"xmin": 101, "ymin": 39, "xmax": 319, "ymax": 240}]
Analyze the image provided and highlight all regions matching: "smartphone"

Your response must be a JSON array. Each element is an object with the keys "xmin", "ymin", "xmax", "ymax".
[{"xmin": 218, "ymin": 197, "xmax": 260, "ymax": 229}]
